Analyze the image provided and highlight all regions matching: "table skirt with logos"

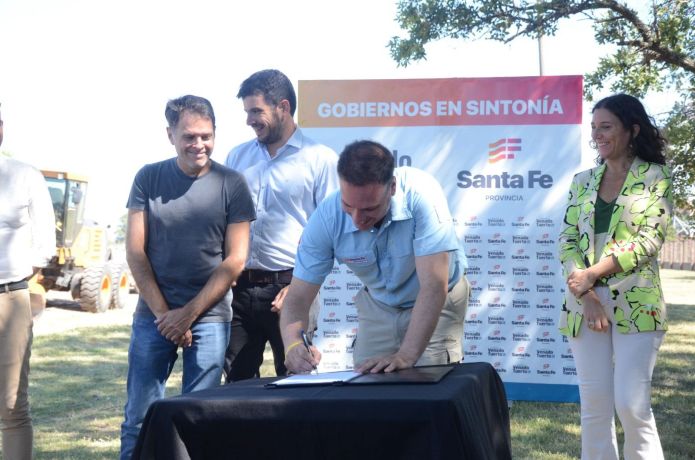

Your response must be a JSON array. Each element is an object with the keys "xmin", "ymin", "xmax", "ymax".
[{"xmin": 132, "ymin": 362, "xmax": 511, "ymax": 460}]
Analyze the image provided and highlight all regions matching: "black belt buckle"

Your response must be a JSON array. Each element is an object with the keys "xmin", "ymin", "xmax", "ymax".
[{"xmin": 1, "ymin": 280, "xmax": 29, "ymax": 293}]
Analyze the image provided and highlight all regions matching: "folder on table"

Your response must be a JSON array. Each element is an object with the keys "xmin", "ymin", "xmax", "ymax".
[{"xmin": 265, "ymin": 365, "xmax": 454, "ymax": 388}]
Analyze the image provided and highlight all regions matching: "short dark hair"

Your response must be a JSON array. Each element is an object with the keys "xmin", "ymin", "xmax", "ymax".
[
  {"xmin": 338, "ymin": 140, "xmax": 395, "ymax": 186},
  {"xmin": 237, "ymin": 69, "xmax": 297, "ymax": 116},
  {"xmin": 165, "ymin": 95, "xmax": 216, "ymax": 130},
  {"xmin": 592, "ymin": 94, "xmax": 666, "ymax": 165}
]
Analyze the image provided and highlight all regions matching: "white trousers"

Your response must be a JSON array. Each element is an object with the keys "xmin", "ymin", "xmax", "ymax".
[{"xmin": 570, "ymin": 286, "xmax": 665, "ymax": 460}]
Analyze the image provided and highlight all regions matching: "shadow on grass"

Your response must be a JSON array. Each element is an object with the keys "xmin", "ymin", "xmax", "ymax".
[
  {"xmin": 45, "ymin": 297, "xmax": 84, "ymax": 311},
  {"xmin": 652, "ymin": 303, "xmax": 695, "ymax": 460},
  {"xmin": 508, "ymin": 303, "xmax": 693, "ymax": 460},
  {"xmin": 509, "ymin": 401, "xmax": 580, "ymax": 459},
  {"xmin": 25, "ymin": 297, "xmax": 693, "ymax": 459},
  {"xmin": 31, "ymin": 325, "xmax": 132, "ymax": 459}
]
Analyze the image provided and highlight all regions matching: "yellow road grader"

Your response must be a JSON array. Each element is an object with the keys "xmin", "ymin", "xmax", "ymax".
[{"xmin": 29, "ymin": 171, "xmax": 130, "ymax": 313}]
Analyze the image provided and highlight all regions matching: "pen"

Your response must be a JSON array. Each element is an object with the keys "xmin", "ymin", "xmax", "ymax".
[{"xmin": 300, "ymin": 329, "xmax": 318, "ymax": 373}]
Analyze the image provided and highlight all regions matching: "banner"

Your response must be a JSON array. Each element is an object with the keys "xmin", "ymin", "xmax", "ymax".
[{"xmin": 300, "ymin": 76, "xmax": 582, "ymax": 402}]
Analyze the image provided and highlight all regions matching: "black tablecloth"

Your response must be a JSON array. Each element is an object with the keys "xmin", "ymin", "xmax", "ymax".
[{"xmin": 132, "ymin": 362, "xmax": 511, "ymax": 460}]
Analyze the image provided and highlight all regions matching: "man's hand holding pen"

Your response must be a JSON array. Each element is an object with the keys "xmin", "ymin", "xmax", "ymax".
[{"xmin": 284, "ymin": 329, "xmax": 321, "ymax": 374}]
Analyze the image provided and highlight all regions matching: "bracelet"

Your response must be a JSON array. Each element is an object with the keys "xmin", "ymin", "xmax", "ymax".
[
  {"xmin": 578, "ymin": 288, "xmax": 593, "ymax": 299},
  {"xmin": 286, "ymin": 340, "xmax": 303, "ymax": 353}
]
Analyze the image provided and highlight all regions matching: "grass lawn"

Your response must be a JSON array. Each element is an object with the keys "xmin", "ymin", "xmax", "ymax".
[{"xmin": 7, "ymin": 269, "xmax": 694, "ymax": 459}]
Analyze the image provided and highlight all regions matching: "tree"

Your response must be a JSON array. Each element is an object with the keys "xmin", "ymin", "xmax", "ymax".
[
  {"xmin": 389, "ymin": 0, "xmax": 695, "ymax": 216},
  {"xmin": 114, "ymin": 213, "xmax": 127, "ymax": 244}
]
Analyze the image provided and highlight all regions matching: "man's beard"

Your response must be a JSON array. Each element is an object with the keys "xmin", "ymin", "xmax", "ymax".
[{"xmin": 258, "ymin": 113, "xmax": 283, "ymax": 146}]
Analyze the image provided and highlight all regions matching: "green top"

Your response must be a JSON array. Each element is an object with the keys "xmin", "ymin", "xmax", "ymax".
[{"xmin": 594, "ymin": 195, "xmax": 615, "ymax": 234}]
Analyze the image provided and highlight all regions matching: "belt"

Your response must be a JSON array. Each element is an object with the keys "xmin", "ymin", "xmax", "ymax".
[
  {"xmin": 1, "ymin": 280, "xmax": 29, "ymax": 293},
  {"xmin": 239, "ymin": 269, "xmax": 293, "ymax": 284}
]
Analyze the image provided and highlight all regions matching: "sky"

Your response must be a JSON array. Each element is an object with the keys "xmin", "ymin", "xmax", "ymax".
[{"xmin": 0, "ymin": 0, "xmax": 673, "ymax": 228}]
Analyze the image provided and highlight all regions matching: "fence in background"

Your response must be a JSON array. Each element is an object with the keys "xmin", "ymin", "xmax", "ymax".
[{"xmin": 660, "ymin": 238, "xmax": 695, "ymax": 270}]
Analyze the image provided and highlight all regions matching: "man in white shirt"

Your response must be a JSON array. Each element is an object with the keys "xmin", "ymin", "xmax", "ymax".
[
  {"xmin": 224, "ymin": 69, "xmax": 339, "ymax": 381},
  {"xmin": 0, "ymin": 103, "xmax": 56, "ymax": 459}
]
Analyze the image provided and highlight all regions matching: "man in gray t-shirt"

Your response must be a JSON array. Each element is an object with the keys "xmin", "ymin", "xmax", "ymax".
[{"xmin": 120, "ymin": 95, "xmax": 255, "ymax": 460}]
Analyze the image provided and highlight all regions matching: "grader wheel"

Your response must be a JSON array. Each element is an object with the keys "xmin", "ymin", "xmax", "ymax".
[
  {"xmin": 79, "ymin": 265, "xmax": 112, "ymax": 313},
  {"xmin": 109, "ymin": 263, "xmax": 130, "ymax": 310}
]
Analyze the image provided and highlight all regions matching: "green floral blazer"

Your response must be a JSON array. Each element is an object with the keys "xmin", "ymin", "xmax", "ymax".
[{"xmin": 558, "ymin": 158, "xmax": 672, "ymax": 337}]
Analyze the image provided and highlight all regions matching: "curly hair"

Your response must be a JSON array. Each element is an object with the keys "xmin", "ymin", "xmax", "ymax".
[{"xmin": 592, "ymin": 94, "xmax": 666, "ymax": 165}]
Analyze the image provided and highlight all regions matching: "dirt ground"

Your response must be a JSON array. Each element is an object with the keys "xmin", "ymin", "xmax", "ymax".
[{"xmin": 32, "ymin": 290, "xmax": 138, "ymax": 336}]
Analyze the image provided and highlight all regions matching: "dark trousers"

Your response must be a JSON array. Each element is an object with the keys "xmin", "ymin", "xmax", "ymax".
[{"xmin": 223, "ymin": 279, "xmax": 288, "ymax": 382}]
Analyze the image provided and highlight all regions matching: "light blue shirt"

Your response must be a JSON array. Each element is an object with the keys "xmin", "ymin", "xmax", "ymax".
[
  {"xmin": 295, "ymin": 167, "xmax": 467, "ymax": 308},
  {"xmin": 225, "ymin": 128, "xmax": 339, "ymax": 271}
]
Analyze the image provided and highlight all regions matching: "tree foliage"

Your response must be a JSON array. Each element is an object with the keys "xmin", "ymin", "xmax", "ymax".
[
  {"xmin": 389, "ymin": 0, "xmax": 695, "ymax": 215},
  {"xmin": 114, "ymin": 213, "xmax": 127, "ymax": 244}
]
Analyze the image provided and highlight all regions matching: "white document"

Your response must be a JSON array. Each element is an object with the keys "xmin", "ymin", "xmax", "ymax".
[{"xmin": 268, "ymin": 370, "xmax": 362, "ymax": 387}]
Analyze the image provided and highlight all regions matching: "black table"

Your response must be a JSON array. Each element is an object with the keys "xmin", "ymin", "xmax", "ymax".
[{"xmin": 132, "ymin": 362, "xmax": 511, "ymax": 460}]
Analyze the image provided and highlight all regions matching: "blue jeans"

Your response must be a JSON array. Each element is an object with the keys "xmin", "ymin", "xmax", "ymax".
[{"xmin": 119, "ymin": 317, "xmax": 230, "ymax": 460}]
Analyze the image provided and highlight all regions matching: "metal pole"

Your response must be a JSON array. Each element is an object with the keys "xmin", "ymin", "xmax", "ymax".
[{"xmin": 538, "ymin": 34, "xmax": 544, "ymax": 76}]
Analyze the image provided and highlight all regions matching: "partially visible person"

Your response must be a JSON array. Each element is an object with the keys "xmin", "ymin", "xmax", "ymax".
[
  {"xmin": 281, "ymin": 140, "xmax": 469, "ymax": 375},
  {"xmin": 558, "ymin": 93, "xmax": 672, "ymax": 460},
  {"xmin": 223, "ymin": 69, "xmax": 338, "ymax": 382},
  {"xmin": 120, "ymin": 95, "xmax": 255, "ymax": 460},
  {"xmin": 0, "ymin": 102, "xmax": 56, "ymax": 459}
]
